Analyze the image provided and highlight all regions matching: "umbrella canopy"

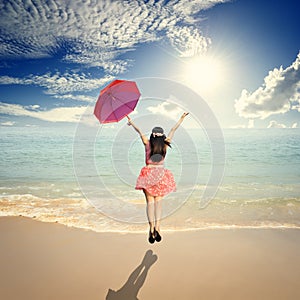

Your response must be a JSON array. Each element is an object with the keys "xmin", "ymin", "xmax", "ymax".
[{"xmin": 94, "ymin": 79, "xmax": 140, "ymax": 124}]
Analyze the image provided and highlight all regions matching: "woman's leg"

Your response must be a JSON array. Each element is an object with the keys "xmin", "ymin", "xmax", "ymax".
[
  {"xmin": 154, "ymin": 196, "xmax": 162, "ymax": 232},
  {"xmin": 143, "ymin": 189, "xmax": 155, "ymax": 233}
]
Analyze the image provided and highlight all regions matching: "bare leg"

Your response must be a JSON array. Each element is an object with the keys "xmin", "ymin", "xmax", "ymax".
[
  {"xmin": 154, "ymin": 196, "xmax": 162, "ymax": 232},
  {"xmin": 143, "ymin": 189, "xmax": 155, "ymax": 233}
]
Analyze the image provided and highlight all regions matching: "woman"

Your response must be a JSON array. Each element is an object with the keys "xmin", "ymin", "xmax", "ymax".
[{"xmin": 127, "ymin": 112, "xmax": 189, "ymax": 243}]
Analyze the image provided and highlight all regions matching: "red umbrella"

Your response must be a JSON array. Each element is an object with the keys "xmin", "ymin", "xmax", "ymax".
[{"xmin": 94, "ymin": 79, "xmax": 140, "ymax": 124}]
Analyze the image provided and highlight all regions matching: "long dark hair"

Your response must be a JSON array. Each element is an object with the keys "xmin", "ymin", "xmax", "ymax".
[{"xmin": 149, "ymin": 127, "xmax": 171, "ymax": 162}]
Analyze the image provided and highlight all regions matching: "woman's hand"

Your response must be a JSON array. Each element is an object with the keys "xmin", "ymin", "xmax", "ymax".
[
  {"xmin": 181, "ymin": 112, "xmax": 189, "ymax": 119},
  {"xmin": 126, "ymin": 116, "xmax": 148, "ymax": 145},
  {"xmin": 127, "ymin": 115, "xmax": 132, "ymax": 126},
  {"xmin": 167, "ymin": 112, "xmax": 189, "ymax": 141}
]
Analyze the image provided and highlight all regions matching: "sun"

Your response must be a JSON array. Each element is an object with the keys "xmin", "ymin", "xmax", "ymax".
[{"xmin": 183, "ymin": 55, "xmax": 224, "ymax": 92}]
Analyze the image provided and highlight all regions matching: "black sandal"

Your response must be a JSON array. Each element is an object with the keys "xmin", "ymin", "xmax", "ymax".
[
  {"xmin": 148, "ymin": 230, "xmax": 155, "ymax": 244},
  {"xmin": 154, "ymin": 228, "xmax": 162, "ymax": 242}
]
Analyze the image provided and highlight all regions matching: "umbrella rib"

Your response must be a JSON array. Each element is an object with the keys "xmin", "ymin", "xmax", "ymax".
[
  {"xmin": 112, "ymin": 95, "xmax": 136, "ymax": 109},
  {"xmin": 111, "ymin": 86, "xmax": 140, "ymax": 104},
  {"xmin": 111, "ymin": 93, "xmax": 127, "ymax": 103},
  {"xmin": 109, "ymin": 95, "xmax": 118, "ymax": 121},
  {"xmin": 111, "ymin": 94, "xmax": 138, "ymax": 110}
]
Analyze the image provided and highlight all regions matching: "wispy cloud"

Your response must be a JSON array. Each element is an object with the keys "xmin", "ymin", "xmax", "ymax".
[
  {"xmin": 0, "ymin": 72, "xmax": 113, "ymax": 94},
  {"xmin": 53, "ymin": 94, "xmax": 96, "ymax": 102},
  {"xmin": 27, "ymin": 104, "xmax": 40, "ymax": 110},
  {"xmin": 1, "ymin": 120, "xmax": 15, "ymax": 126},
  {"xmin": 166, "ymin": 25, "xmax": 211, "ymax": 57},
  {"xmin": 235, "ymin": 52, "xmax": 300, "ymax": 119},
  {"xmin": 0, "ymin": 102, "xmax": 86, "ymax": 123},
  {"xmin": 0, "ymin": 0, "xmax": 227, "ymax": 73},
  {"xmin": 170, "ymin": 0, "xmax": 229, "ymax": 19}
]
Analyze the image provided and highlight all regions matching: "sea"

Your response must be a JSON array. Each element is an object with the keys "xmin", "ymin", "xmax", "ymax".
[{"xmin": 1, "ymin": 125, "xmax": 300, "ymax": 233}]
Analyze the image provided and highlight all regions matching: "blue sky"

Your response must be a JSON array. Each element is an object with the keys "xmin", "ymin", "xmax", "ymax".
[{"xmin": 0, "ymin": 0, "xmax": 299, "ymax": 129}]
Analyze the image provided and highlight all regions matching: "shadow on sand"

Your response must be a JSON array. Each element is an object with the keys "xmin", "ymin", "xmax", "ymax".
[{"xmin": 105, "ymin": 249, "xmax": 158, "ymax": 300}]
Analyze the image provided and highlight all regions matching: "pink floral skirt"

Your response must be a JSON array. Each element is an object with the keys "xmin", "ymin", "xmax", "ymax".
[{"xmin": 135, "ymin": 166, "xmax": 176, "ymax": 197}]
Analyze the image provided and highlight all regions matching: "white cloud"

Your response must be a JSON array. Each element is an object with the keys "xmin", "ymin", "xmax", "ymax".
[
  {"xmin": 53, "ymin": 94, "xmax": 96, "ymax": 102},
  {"xmin": 0, "ymin": 102, "xmax": 86, "ymax": 123},
  {"xmin": 79, "ymin": 112, "xmax": 99, "ymax": 128},
  {"xmin": 267, "ymin": 120, "xmax": 299, "ymax": 129},
  {"xmin": 230, "ymin": 124, "xmax": 246, "ymax": 129},
  {"xmin": 171, "ymin": 0, "xmax": 229, "ymax": 19},
  {"xmin": 230, "ymin": 119, "xmax": 254, "ymax": 129},
  {"xmin": 147, "ymin": 102, "xmax": 183, "ymax": 120},
  {"xmin": 166, "ymin": 25, "xmax": 211, "ymax": 57},
  {"xmin": 1, "ymin": 121, "xmax": 15, "ymax": 126},
  {"xmin": 292, "ymin": 104, "xmax": 300, "ymax": 112},
  {"xmin": 248, "ymin": 119, "xmax": 254, "ymax": 128},
  {"xmin": 235, "ymin": 52, "xmax": 300, "ymax": 119},
  {"xmin": 25, "ymin": 124, "xmax": 39, "ymax": 127},
  {"xmin": 0, "ymin": 73, "xmax": 113, "ymax": 94},
  {"xmin": 0, "ymin": 0, "xmax": 228, "ymax": 72},
  {"xmin": 26, "ymin": 104, "xmax": 40, "ymax": 110},
  {"xmin": 146, "ymin": 102, "xmax": 198, "ymax": 128},
  {"xmin": 267, "ymin": 120, "xmax": 287, "ymax": 128}
]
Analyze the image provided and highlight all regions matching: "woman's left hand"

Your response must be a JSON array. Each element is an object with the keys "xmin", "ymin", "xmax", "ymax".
[{"xmin": 126, "ymin": 116, "xmax": 132, "ymax": 126}]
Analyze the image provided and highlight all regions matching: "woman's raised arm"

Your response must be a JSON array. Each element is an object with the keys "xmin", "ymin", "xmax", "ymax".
[
  {"xmin": 127, "ymin": 116, "xmax": 148, "ymax": 145},
  {"xmin": 166, "ymin": 112, "xmax": 189, "ymax": 142}
]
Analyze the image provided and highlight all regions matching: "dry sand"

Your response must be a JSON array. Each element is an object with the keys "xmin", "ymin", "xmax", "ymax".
[{"xmin": 1, "ymin": 216, "xmax": 300, "ymax": 300}]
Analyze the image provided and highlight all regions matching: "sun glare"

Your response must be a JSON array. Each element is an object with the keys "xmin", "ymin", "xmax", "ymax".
[{"xmin": 184, "ymin": 55, "xmax": 224, "ymax": 93}]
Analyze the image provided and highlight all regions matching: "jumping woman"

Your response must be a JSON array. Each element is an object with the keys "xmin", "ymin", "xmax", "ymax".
[{"xmin": 127, "ymin": 113, "xmax": 189, "ymax": 244}]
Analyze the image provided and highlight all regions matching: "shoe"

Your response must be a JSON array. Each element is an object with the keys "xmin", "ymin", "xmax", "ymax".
[
  {"xmin": 148, "ymin": 230, "xmax": 155, "ymax": 244},
  {"xmin": 154, "ymin": 228, "xmax": 162, "ymax": 242}
]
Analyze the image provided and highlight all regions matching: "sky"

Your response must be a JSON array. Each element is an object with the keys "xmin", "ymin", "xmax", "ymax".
[{"xmin": 0, "ymin": 0, "xmax": 299, "ymax": 129}]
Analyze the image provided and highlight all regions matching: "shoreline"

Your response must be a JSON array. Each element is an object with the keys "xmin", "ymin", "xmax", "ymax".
[
  {"xmin": 1, "ymin": 215, "xmax": 300, "ymax": 233},
  {"xmin": 1, "ymin": 216, "xmax": 300, "ymax": 300}
]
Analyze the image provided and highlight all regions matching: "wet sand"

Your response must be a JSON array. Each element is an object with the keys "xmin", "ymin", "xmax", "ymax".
[{"xmin": 1, "ymin": 216, "xmax": 300, "ymax": 300}]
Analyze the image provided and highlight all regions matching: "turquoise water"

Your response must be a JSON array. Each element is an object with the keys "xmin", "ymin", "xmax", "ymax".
[{"xmin": 1, "ymin": 125, "xmax": 300, "ymax": 232}]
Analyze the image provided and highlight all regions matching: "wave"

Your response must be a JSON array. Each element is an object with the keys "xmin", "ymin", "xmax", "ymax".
[{"xmin": 1, "ymin": 194, "xmax": 300, "ymax": 233}]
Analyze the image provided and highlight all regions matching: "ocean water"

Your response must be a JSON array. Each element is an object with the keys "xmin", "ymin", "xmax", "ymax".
[{"xmin": 1, "ymin": 125, "xmax": 300, "ymax": 232}]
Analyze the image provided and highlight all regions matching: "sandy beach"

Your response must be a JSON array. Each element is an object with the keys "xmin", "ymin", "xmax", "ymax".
[{"xmin": 1, "ymin": 216, "xmax": 300, "ymax": 300}]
